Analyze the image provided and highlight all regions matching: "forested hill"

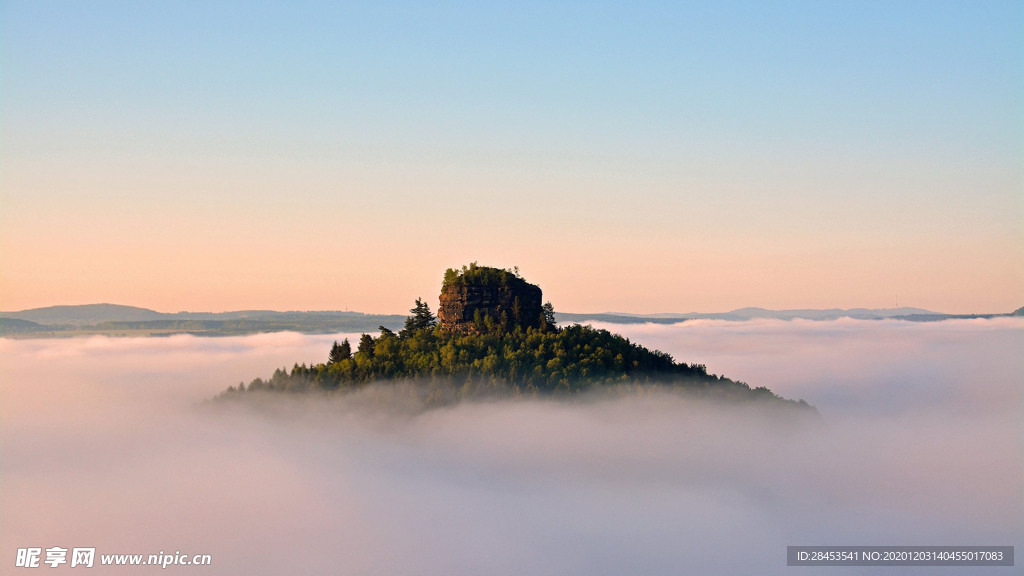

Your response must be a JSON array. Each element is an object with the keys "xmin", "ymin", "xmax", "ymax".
[
  {"xmin": 221, "ymin": 321, "xmax": 811, "ymax": 412},
  {"xmin": 219, "ymin": 264, "xmax": 815, "ymax": 412}
]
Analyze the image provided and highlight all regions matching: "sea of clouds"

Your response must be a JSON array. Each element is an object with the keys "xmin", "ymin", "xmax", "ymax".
[{"xmin": 1, "ymin": 318, "xmax": 1020, "ymax": 574}]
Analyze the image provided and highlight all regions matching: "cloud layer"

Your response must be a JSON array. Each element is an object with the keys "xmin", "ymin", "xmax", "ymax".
[{"xmin": 2, "ymin": 319, "xmax": 1021, "ymax": 574}]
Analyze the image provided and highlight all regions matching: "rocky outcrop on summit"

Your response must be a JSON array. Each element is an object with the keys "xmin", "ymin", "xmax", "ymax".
[{"xmin": 438, "ymin": 265, "xmax": 543, "ymax": 333}]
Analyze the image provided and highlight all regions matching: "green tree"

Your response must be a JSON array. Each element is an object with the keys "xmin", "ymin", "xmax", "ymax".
[
  {"xmin": 401, "ymin": 297, "xmax": 437, "ymax": 337},
  {"xmin": 357, "ymin": 333, "xmax": 375, "ymax": 358},
  {"xmin": 328, "ymin": 339, "xmax": 352, "ymax": 364},
  {"xmin": 443, "ymin": 268, "xmax": 459, "ymax": 287},
  {"xmin": 541, "ymin": 301, "xmax": 557, "ymax": 332}
]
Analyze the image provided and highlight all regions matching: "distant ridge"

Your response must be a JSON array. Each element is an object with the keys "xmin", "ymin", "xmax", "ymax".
[
  {"xmin": 2, "ymin": 303, "xmax": 1020, "ymax": 337},
  {"xmin": 561, "ymin": 307, "xmax": 937, "ymax": 323},
  {"xmin": 1, "ymin": 303, "xmax": 166, "ymax": 326},
  {"xmin": 0, "ymin": 304, "xmax": 406, "ymax": 336},
  {"xmin": 0, "ymin": 317, "xmax": 48, "ymax": 334},
  {"xmin": 723, "ymin": 306, "xmax": 935, "ymax": 320}
]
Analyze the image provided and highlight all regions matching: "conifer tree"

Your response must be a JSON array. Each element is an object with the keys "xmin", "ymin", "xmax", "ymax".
[
  {"xmin": 357, "ymin": 333, "xmax": 375, "ymax": 358},
  {"xmin": 541, "ymin": 301, "xmax": 557, "ymax": 331},
  {"xmin": 328, "ymin": 339, "xmax": 352, "ymax": 364},
  {"xmin": 401, "ymin": 297, "xmax": 437, "ymax": 337}
]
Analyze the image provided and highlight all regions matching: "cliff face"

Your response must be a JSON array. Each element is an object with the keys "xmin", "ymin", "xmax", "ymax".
[{"xmin": 438, "ymin": 267, "xmax": 543, "ymax": 333}]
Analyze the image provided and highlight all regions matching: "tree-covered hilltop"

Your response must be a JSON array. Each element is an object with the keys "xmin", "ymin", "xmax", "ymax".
[
  {"xmin": 223, "ymin": 317, "xmax": 798, "ymax": 405},
  {"xmin": 221, "ymin": 265, "xmax": 811, "ymax": 410}
]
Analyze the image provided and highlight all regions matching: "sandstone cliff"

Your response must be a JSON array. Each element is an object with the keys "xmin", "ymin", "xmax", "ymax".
[{"xmin": 438, "ymin": 265, "xmax": 543, "ymax": 333}]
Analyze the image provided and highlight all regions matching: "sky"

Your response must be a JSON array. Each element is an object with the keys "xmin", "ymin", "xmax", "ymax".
[{"xmin": 1, "ymin": 0, "xmax": 1021, "ymax": 314}]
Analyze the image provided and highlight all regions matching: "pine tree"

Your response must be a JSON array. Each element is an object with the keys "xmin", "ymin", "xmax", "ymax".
[
  {"xmin": 328, "ymin": 339, "xmax": 352, "ymax": 364},
  {"xmin": 401, "ymin": 297, "xmax": 437, "ymax": 337},
  {"xmin": 541, "ymin": 301, "xmax": 557, "ymax": 332},
  {"xmin": 357, "ymin": 333, "xmax": 375, "ymax": 358}
]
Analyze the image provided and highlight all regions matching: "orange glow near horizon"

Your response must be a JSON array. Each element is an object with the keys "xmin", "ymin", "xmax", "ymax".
[
  {"xmin": 2, "ymin": 3, "xmax": 1020, "ymax": 317},
  {"xmin": 2, "ymin": 195, "xmax": 1020, "ymax": 315}
]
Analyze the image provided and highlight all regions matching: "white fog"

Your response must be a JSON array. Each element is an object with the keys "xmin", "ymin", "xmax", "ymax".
[{"xmin": 2, "ymin": 318, "xmax": 1020, "ymax": 574}]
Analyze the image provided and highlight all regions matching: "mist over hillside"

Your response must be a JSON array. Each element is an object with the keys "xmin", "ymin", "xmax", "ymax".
[{"xmin": 2, "ymin": 318, "xmax": 1020, "ymax": 574}]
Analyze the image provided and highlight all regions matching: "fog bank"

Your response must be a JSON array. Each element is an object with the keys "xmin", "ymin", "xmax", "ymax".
[{"xmin": 2, "ymin": 319, "xmax": 1020, "ymax": 574}]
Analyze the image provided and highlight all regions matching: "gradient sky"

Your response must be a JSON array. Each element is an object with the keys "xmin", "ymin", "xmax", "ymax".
[{"xmin": 1, "ymin": 0, "xmax": 1021, "ymax": 314}]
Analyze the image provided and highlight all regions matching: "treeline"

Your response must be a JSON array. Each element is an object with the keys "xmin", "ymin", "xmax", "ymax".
[
  {"xmin": 222, "ymin": 299, "xmax": 792, "ymax": 405},
  {"xmin": 0, "ymin": 314, "xmax": 408, "ymax": 337},
  {"xmin": 87, "ymin": 316, "xmax": 406, "ymax": 334},
  {"xmin": 442, "ymin": 262, "xmax": 522, "ymax": 288}
]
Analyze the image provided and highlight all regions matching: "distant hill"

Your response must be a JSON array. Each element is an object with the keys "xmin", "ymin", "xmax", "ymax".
[
  {"xmin": 0, "ymin": 304, "xmax": 406, "ymax": 336},
  {"xmin": 721, "ymin": 307, "xmax": 935, "ymax": 320},
  {"xmin": 1, "ymin": 303, "xmax": 166, "ymax": 326},
  {"xmin": 563, "ymin": 307, "xmax": 937, "ymax": 323},
  {"xmin": 2, "ymin": 303, "xmax": 1020, "ymax": 338},
  {"xmin": 0, "ymin": 317, "xmax": 50, "ymax": 335}
]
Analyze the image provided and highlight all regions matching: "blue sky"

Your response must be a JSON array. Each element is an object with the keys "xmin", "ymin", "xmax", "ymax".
[{"xmin": 1, "ymin": 1, "xmax": 1020, "ymax": 313}]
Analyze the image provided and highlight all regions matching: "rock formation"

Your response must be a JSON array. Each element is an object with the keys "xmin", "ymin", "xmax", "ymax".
[{"xmin": 438, "ymin": 265, "xmax": 543, "ymax": 333}]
